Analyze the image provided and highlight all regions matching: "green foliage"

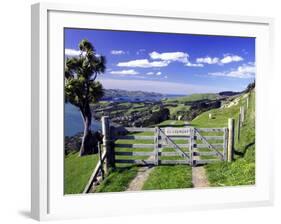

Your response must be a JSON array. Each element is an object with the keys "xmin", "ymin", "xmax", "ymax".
[
  {"xmin": 165, "ymin": 104, "xmax": 191, "ymax": 119},
  {"xmin": 245, "ymin": 81, "xmax": 255, "ymax": 93},
  {"xmin": 64, "ymin": 152, "xmax": 99, "ymax": 194},
  {"xmin": 65, "ymin": 39, "xmax": 106, "ymax": 108},
  {"xmin": 142, "ymin": 165, "xmax": 193, "ymax": 190},
  {"xmin": 79, "ymin": 39, "xmax": 95, "ymax": 52},
  {"xmin": 140, "ymin": 107, "xmax": 170, "ymax": 126}
]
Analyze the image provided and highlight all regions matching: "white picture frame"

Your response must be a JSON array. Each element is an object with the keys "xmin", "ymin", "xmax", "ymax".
[{"xmin": 31, "ymin": 2, "xmax": 274, "ymax": 221}]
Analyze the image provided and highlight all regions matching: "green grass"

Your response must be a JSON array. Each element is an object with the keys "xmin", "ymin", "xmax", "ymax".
[
  {"xmin": 205, "ymin": 159, "xmax": 255, "ymax": 187},
  {"xmin": 192, "ymin": 91, "xmax": 256, "ymax": 187},
  {"xmin": 164, "ymin": 93, "xmax": 218, "ymax": 103},
  {"xmin": 126, "ymin": 106, "xmax": 147, "ymax": 114},
  {"xmin": 118, "ymin": 102, "xmax": 132, "ymax": 107},
  {"xmin": 156, "ymin": 119, "xmax": 186, "ymax": 127},
  {"xmin": 64, "ymin": 152, "xmax": 99, "ymax": 194},
  {"xmin": 142, "ymin": 118, "xmax": 193, "ymax": 190},
  {"xmin": 142, "ymin": 165, "xmax": 193, "ymax": 190},
  {"xmin": 94, "ymin": 166, "xmax": 138, "ymax": 193},
  {"xmin": 95, "ymin": 101, "xmax": 111, "ymax": 106},
  {"xmin": 234, "ymin": 92, "xmax": 255, "ymax": 160},
  {"xmin": 190, "ymin": 105, "xmax": 240, "ymax": 128}
]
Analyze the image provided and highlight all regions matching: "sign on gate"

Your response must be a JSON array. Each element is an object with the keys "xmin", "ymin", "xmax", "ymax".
[{"xmin": 164, "ymin": 127, "xmax": 190, "ymax": 136}]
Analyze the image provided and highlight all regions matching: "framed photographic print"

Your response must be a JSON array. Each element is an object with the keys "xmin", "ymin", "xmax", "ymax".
[{"xmin": 31, "ymin": 2, "xmax": 274, "ymax": 221}]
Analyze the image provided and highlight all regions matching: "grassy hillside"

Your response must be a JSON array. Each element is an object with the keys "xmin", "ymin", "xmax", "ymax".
[
  {"xmin": 164, "ymin": 93, "xmax": 218, "ymax": 103},
  {"xmin": 191, "ymin": 90, "xmax": 255, "ymax": 186},
  {"xmin": 163, "ymin": 93, "xmax": 219, "ymax": 120},
  {"xmin": 190, "ymin": 99, "xmax": 241, "ymax": 128},
  {"xmin": 64, "ymin": 152, "xmax": 99, "ymax": 194}
]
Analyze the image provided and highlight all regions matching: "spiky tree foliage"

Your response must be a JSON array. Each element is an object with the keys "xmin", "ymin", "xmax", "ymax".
[
  {"xmin": 65, "ymin": 39, "xmax": 106, "ymax": 156},
  {"xmin": 245, "ymin": 80, "xmax": 255, "ymax": 93}
]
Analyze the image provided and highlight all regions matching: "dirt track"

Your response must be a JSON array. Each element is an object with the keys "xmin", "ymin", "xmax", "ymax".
[
  {"xmin": 192, "ymin": 164, "xmax": 210, "ymax": 188},
  {"xmin": 126, "ymin": 166, "xmax": 154, "ymax": 191}
]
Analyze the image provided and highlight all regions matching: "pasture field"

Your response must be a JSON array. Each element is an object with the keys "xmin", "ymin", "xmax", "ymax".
[{"xmin": 65, "ymin": 90, "xmax": 255, "ymax": 193}]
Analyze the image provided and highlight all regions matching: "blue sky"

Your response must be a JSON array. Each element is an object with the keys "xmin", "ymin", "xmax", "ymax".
[{"xmin": 64, "ymin": 28, "xmax": 255, "ymax": 95}]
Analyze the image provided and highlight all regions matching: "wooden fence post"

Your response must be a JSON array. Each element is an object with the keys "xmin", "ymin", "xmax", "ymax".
[
  {"xmin": 227, "ymin": 118, "xmax": 235, "ymax": 162},
  {"xmin": 154, "ymin": 127, "xmax": 159, "ymax": 165},
  {"xmin": 98, "ymin": 142, "xmax": 104, "ymax": 180},
  {"xmin": 237, "ymin": 113, "xmax": 241, "ymax": 142},
  {"xmin": 189, "ymin": 127, "xmax": 194, "ymax": 166},
  {"xmin": 240, "ymin": 106, "xmax": 245, "ymax": 124},
  {"xmin": 223, "ymin": 127, "xmax": 228, "ymax": 161},
  {"xmin": 101, "ymin": 116, "xmax": 114, "ymax": 174}
]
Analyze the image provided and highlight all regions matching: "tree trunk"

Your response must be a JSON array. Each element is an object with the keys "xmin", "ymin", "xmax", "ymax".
[{"xmin": 79, "ymin": 103, "xmax": 94, "ymax": 156}]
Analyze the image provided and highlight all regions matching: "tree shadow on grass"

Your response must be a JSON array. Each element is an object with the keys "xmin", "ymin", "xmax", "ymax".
[{"xmin": 234, "ymin": 141, "xmax": 255, "ymax": 158}]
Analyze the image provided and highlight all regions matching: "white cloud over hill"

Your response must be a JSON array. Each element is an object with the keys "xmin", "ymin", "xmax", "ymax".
[{"xmin": 209, "ymin": 63, "xmax": 255, "ymax": 78}]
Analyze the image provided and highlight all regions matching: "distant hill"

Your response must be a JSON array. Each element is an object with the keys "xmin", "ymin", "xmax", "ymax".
[{"xmin": 102, "ymin": 89, "xmax": 163, "ymax": 101}]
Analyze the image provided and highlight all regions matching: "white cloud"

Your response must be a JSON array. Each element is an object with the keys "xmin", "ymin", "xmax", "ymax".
[
  {"xmin": 117, "ymin": 59, "xmax": 169, "ymax": 68},
  {"xmin": 111, "ymin": 50, "xmax": 126, "ymax": 55},
  {"xmin": 110, "ymin": 69, "xmax": 139, "ymax": 75},
  {"xmin": 117, "ymin": 51, "xmax": 205, "ymax": 68},
  {"xmin": 146, "ymin": 71, "xmax": 162, "ymax": 76},
  {"xmin": 185, "ymin": 62, "xmax": 204, "ymax": 67},
  {"xmin": 117, "ymin": 51, "xmax": 243, "ymax": 69},
  {"xmin": 209, "ymin": 63, "xmax": 255, "ymax": 79},
  {"xmin": 149, "ymin": 51, "xmax": 189, "ymax": 63},
  {"xmin": 150, "ymin": 51, "xmax": 204, "ymax": 67},
  {"xmin": 220, "ymin": 55, "xmax": 243, "ymax": 64},
  {"xmin": 65, "ymin": 48, "xmax": 85, "ymax": 57},
  {"xmin": 65, "ymin": 49, "xmax": 102, "ymax": 57},
  {"xmin": 196, "ymin": 56, "xmax": 220, "ymax": 64},
  {"xmin": 196, "ymin": 55, "xmax": 243, "ymax": 65}
]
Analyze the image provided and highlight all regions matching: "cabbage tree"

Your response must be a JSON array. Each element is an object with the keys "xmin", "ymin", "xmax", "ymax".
[{"xmin": 65, "ymin": 39, "xmax": 106, "ymax": 156}]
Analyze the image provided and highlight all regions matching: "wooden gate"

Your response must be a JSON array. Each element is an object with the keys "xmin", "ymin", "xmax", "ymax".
[
  {"xmin": 114, "ymin": 126, "xmax": 229, "ymax": 166},
  {"xmin": 83, "ymin": 116, "xmax": 234, "ymax": 193},
  {"xmin": 191, "ymin": 128, "xmax": 228, "ymax": 165}
]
